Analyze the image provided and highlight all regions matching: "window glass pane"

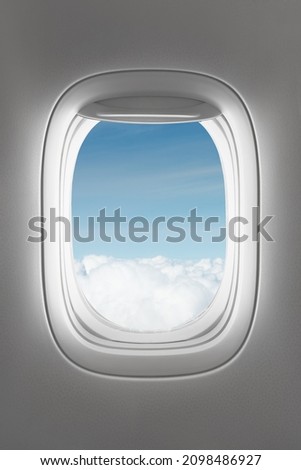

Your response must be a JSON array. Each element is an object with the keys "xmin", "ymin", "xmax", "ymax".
[{"xmin": 72, "ymin": 121, "xmax": 225, "ymax": 332}]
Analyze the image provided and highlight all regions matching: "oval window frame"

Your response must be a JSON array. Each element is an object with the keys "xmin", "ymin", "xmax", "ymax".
[{"xmin": 42, "ymin": 70, "xmax": 259, "ymax": 376}]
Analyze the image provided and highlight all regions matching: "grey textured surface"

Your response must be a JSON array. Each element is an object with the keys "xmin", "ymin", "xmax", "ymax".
[{"xmin": 0, "ymin": 0, "xmax": 301, "ymax": 449}]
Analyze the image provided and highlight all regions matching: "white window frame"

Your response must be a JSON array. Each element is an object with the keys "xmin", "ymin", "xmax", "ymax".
[{"xmin": 42, "ymin": 71, "xmax": 258, "ymax": 377}]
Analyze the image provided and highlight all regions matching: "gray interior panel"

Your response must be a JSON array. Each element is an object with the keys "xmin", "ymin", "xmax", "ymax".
[{"xmin": 0, "ymin": 0, "xmax": 300, "ymax": 449}]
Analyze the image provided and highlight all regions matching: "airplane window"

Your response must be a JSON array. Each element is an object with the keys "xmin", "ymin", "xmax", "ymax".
[
  {"xmin": 42, "ymin": 70, "xmax": 258, "ymax": 375},
  {"xmin": 72, "ymin": 121, "xmax": 226, "ymax": 332}
]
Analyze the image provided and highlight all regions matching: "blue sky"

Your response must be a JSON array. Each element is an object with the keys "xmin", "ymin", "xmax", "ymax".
[{"xmin": 72, "ymin": 121, "xmax": 225, "ymax": 260}]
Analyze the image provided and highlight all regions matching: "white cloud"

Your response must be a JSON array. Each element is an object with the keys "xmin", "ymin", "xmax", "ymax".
[{"xmin": 75, "ymin": 255, "xmax": 224, "ymax": 332}]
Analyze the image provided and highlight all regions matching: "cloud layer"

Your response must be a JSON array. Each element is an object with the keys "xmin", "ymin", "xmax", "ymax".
[{"xmin": 75, "ymin": 255, "xmax": 224, "ymax": 332}]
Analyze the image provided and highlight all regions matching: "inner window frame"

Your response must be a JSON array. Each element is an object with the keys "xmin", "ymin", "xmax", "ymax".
[{"xmin": 64, "ymin": 117, "xmax": 234, "ymax": 344}]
